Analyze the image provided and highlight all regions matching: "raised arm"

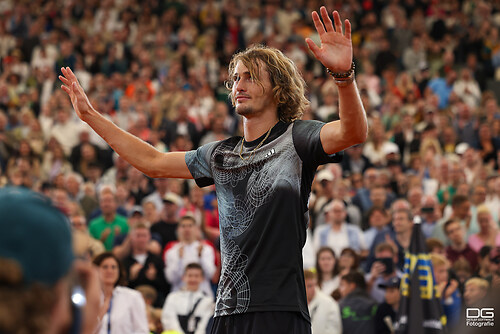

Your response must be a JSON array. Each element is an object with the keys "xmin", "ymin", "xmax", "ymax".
[
  {"xmin": 306, "ymin": 7, "xmax": 368, "ymax": 155},
  {"xmin": 59, "ymin": 67, "xmax": 191, "ymax": 179}
]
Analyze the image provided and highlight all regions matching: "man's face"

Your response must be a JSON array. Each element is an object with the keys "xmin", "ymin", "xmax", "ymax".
[
  {"xmin": 392, "ymin": 211, "xmax": 411, "ymax": 234},
  {"xmin": 183, "ymin": 268, "xmax": 203, "ymax": 291},
  {"xmin": 478, "ymin": 213, "xmax": 492, "ymax": 232},
  {"xmin": 464, "ymin": 283, "xmax": 487, "ymax": 306},
  {"xmin": 370, "ymin": 188, "xmax": 386, "ymax": 207},
  {"xmin": 369, "ymin": 210, "xmax": 387, "ymax": 228},
  {"xmin": 178, "ymin": 218, "xmax": 195, "ymax": 242},
  {"xmin": 231, "ymin": 60, "xmax": 276, "ymax": 118},
  {"xmin": 305, "ymin": 277, "xmax": 317, "ymax": 302},
  {"xmin": 445, "ymin": 221, "xmax": 464, "ymax": 245},
  {"xmin": 339, "ymin": 279, "xmax": 355, "ymax": 298},
  {"xmin": 131, "ymin": 228, "xmax": 150, "ymax": 251},
  {"xmin": 100, "ymin": 193, "xmax": 116, "ymax": 215},
  {"xmin": 453, "ymin": 200, "xmax": 470, "ymax": 219},
  {"xmin": 384, "ymin": 287, "xmax": 400, "ymax": 306},
  {"xmin": 327, "ymin": 202, "xmax": 346, "ymax": 224},
  {"xmin": 433, "ymin": 264, "xmax": 448, "ymax": 284}
]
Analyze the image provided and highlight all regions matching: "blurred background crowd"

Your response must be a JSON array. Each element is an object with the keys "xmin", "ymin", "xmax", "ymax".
[{"xmin": 0, "ymin": 0, "xmax": 500, "ymax": 333}]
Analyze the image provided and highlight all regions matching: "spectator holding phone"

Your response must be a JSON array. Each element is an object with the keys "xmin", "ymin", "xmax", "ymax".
[{"xmin": 365, "ymin": 243, "xmax": 403, "ymax": 303}]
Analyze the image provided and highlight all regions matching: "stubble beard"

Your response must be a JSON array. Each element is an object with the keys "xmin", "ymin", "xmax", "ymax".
[{"xmin": 235, "ymin": 104, "xmax": 255, "ymax": 117}]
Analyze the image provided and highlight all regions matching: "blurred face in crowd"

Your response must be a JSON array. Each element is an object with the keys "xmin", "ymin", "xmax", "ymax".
[
  {"xmin": 370, "ymin": 187, "xmax": 386, "ymax": 208},
  {"xmin": 339, "ymin": 279, "xmax": 356, "ymax": 298},
  {"xmin": 369, "ymin": 208, "xmax": 388, "ymax": 229},
  {"xmin": 445, "ymin": 221, "xmax": 465, "ymax": 245},
  {"xmin": 385, "ymin": 287, "xmax": 400, "ymax": 307},
  {"xmin": 453, "ymin": 200, "xmax": 470, "ymax": 220},
  {"xmin": 477, "ymin": 212, "xmax": 493, "ymax": 233},
  {"xmin": 131, "ymin": 227, "xmax": 150, "ymax": 252},
  {"xmin": 100, "ymin": 192, "xmax": 117, "ymax": 216},
  {"xmin": 392, "ymin": 210, "xmax": 412, "ymax": 234},
  {"xmin": 464, "ymin": 283, "xmax": 487, "ymax": 306},
  {"xmin": 318, "ymin": 249, "xmax": 336, "ymax": 274},
  {"xmin": 433, "ymin": 264, "xmax": 448, "ymax": 284},
  {"xmin": 178, "ymin": 217, "xmax": 196, "ymax": 243},
  {"xmin": 98, "ymin": 256, "xmax": 120, "ymax": 287},
  {"xmin": 183, "ymin": 268, "xmax": 204, "ymax": 292},
  {"xmin": 71, "ymin": 215, "xmax": 87, "ymax": 232},
  {"xmin": 305, "ymin": 276, "xmax": 317, "ymax": 302},
  {"xmin": 326, "ymin": 200, "xmax": 346, "ymax": 225}
]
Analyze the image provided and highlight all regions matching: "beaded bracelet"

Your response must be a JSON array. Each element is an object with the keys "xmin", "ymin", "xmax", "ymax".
[
  {"xmin": 327, "ymin": 62, "xmax": 355, "ymax": 87},
  {"xmin": 326, "ymin": 61, "xmax": 355, "ymax": 78}
]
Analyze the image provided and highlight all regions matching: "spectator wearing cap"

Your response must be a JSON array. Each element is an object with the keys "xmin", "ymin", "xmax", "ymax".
[
  {"xmin": 304, "ymin": 269, "xmax": 342, "ymax": 334},
  {"xmin": 89, "ymin": 190, "xmax": 128, "ymax": 251},
  {"xmin": 0, "ymin": 186, "xmax": 100, "ymax": 334},
  {"xmin": 164, "ymin": 215, "xmax": 216, "ymax": 298},
  {"xmin": 122, "ymin": 223, "xmax": 169, "ymax": 308},
  {"xmin": 338, "ymin": 271, "xmax": 377, "ymax": 334},
  {"xmin": 150, "ymin": 192, "xmax": 182, "ymax": 251},
  {"xmin": 313, "ymin": 200, "xmax": 367, "ymax": 258},
  {"xmin": 373, "ymin": 276, "xmax": 401, "ymax": 334}
]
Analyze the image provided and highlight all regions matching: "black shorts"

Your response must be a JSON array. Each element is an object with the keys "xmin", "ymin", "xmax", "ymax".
[{"xmin": 209, "ymin": 311, "xmax": 311, "ymax": 334}]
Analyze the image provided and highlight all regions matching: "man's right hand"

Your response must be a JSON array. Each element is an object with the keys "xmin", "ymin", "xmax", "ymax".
[{"xmin": 59, "ymin": 67, "xmax": 94, "ymax": 122}]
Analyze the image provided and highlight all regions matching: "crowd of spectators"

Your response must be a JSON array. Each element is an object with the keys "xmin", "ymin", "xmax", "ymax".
[{"xmin": 1, "ymin": 0, "xmax": 500, "ymax": 333}]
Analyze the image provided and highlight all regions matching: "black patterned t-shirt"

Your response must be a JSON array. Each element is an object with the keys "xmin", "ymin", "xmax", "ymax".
[{"xmin": 184, "ymin": 120, "xmax": 341, "ymax": 321}]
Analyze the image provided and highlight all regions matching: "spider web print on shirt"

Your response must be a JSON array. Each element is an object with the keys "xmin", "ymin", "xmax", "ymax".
[
  {"xmin": 215, "ymin": 237, "xmax": 250, "ymax": 316},
  {"xmin": 211, "ymin": 125, "xmax": 302, "ymax": 316}
]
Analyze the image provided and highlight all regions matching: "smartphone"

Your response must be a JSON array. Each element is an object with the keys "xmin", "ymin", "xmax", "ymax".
[{"xmin": 375, "ymin": 257, "xmax": 394, "ymax": 275}]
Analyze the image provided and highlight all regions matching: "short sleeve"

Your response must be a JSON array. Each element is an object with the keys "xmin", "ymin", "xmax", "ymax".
[
  {"xmin": 184, "ymin": 141, "xmax": 219, "ymax": 187},
  {"xmin": 292, "ymin": 120, "xmax": 343, "ymax": 168}
]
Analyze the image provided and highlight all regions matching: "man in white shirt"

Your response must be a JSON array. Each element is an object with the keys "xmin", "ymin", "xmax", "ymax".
[
  {"xmin": 162, "ymin": 263, "xmax": 214, "ymax": 334},
  {"xmin": 314, "ymin": 199, "xmax": 367, "ymax": 257},
  {"xmin": 164, "ymin": 215, "xmax": 216, "ymax": 297},
  {"xmin": 304, "ymin": 269, "xmax": 342, "ymax": 334}
]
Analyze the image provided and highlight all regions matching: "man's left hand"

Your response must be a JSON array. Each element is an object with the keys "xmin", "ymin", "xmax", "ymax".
[{"xmin": 306, "ymin": 6, "xmax": 352, "ymax": 73}]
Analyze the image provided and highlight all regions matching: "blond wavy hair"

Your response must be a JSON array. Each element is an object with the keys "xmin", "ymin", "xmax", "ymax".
[
  {"xmin": 226, "ymin": 44, "xmax": 309, "ymax": 123},
  {"xmin": 0, "ymin": 258, "xmax": 57, "ymax": 334}
]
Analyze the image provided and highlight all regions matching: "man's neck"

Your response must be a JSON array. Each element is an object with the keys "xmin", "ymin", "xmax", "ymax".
[
  {"xmin": 133, "ymin": 249, "xmax": 147, "ymax": 256},
  {"xmin": 104, "ymin": 213, "xmax": 115, "ymax": 222},
  {"xmin": 331, "ymin": 221, "xmax": 343, "ymax": 231},
  {"xmin": 242, "ymin": 114, "xmax": 279, "ymax": 142},
  {"xmin": 451, "ymin": 241, "xmax": 466, "ymax": 252}
]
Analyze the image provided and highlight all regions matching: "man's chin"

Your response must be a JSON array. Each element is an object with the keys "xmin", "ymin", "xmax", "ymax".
[{"xmin": 235, "ymin": 105, "xmax": 254, "ymax": 117}]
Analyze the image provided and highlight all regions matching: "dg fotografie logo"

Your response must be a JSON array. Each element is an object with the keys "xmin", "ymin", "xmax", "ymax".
[{"xmin": 466, "ymin": 308, "xmax": 495, "ymax": 327}]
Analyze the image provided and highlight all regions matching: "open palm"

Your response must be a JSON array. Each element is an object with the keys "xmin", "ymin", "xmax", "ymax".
[
  {"xmin": 306, "ymin": 7, "xmax": 353, "ymax": 73},
  {"xmin": 59, "ymin": 67, "xmax": 94, "ymax": 121}
]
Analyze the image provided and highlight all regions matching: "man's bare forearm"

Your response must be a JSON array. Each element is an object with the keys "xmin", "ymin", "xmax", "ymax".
[
  {"xmin": 338, "ymin": 81, "xmax": 368, "ymax": 144},
  {"xmin": 83, "ymin": 109, "xmax": 191, "ymax": 179}
]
